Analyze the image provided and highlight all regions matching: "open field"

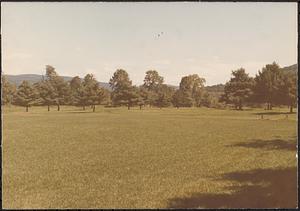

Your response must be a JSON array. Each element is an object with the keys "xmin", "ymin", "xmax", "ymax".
[{"xmin": 2, "ymin": 106, "xmax": 298, "ymax": 208}]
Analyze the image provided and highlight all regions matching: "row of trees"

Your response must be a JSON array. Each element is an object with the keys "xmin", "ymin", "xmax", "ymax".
[
  {"xmin": 220, "ymin": 62, "xmax": 297, "ymax": 112},
  {"xmin": 1, "ymin": 62, "xmax": 297, "ymax": 112},
  {"xmin": 2, "ymin": 65, "xmax": 110, "ymax": 112}
]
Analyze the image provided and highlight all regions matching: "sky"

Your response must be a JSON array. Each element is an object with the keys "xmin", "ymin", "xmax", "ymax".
[{"xmin": 1, "ymin": 2, "xmax": 297, "ymax": 86}]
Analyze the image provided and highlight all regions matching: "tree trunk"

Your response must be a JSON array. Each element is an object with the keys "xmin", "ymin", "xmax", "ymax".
[
  {"xmin": 239, "ymin": 99, "xmax": 243, "ymax": 110},
  {"xmin": 83, "ymin": 106, "xmax": 85, "ymax": 110},
  {"xmin": 48, "ymin": 105, "xmax": 50, "ymax": 111},
  {"xmin": 128, "ymin": 104, "xmax": 130, "ymax": 110},
  {"xmin": 270, "ymin": 103, "xmax": 273, "ymax": 110},
  {"xmin": 290, "ymin": 105, "xmax": 293, "ymax": 113},
  {"xmin": 57, "ymin": 104, "xmax": 60, "ymax": 111},
  {"xmin": 177, "ymin": 106, "xmax": 179, "ymax": 109},
  {"xmin": 26, "ymin": 106, "xmax": 28, "ymax": 112},
  {"xmin": 139, "ymin": 105, "xmax": 142, "ymax": 110},
  {"xmin": 93, "ymin": 105, "xmax": 95, "ymax": 112}
]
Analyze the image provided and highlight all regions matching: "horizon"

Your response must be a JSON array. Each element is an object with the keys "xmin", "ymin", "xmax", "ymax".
[
  {"xmin": 4, "ymin": 62, "xmax": 297, "ymax": 87},
  {"xmin": 2, "ymin": 2, "xmax": 297, "ymax": 86}
]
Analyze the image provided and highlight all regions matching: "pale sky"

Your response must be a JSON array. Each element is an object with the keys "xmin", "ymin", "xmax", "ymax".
[{"xmin": 1, "ymin": 2, "xmax": 297, "ymax": 86}]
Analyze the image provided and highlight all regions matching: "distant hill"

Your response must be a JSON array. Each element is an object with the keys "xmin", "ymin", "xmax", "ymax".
[
  {"xmin": 280, "ymin": 64, "xmax": 297, "ymax": 74},
  {"xmin": 205, "ymin": 84, "xmax": 225, "ymax": 92},
  {"xmin": 5, "ymin": 74, "xmax": 111, "ymax": 90}
]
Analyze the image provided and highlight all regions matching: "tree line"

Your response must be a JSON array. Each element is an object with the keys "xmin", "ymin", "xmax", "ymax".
[{"xmin": 1, "ymin": 62, "xmax": 297, "ymax": 113}]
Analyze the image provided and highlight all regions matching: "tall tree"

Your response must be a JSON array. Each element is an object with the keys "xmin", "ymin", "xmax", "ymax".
[
  {"xmin": 279, "ymin": 70, "xmax": 297, "ymax": 113},
  {"xmin": 70, "ymin": 76, "xmax": 82, "ymax": 91},
  {"xmin": 172, "ymin": 89, "xmax": 186, "ymax": 108},
  {"xmin": 142, "ymin": 70, "xmax": 164, "ymax": 107},
  {"xmin": 45, "ymin": 65, "xmax": 70, "ymax": 111},
  {"xmin": 175, "ymin": 74, "xmax": 206, "ymax": 107},
  {"xmin": 1, "ymin": 75, "xmax": 16, "ymax": 105},
  {"xmin": 109, "ymin": 69, "xmax": 139, "ymax": 109},
  {"xmin": 221, "ymin": 68, "xmax": 254, "ymax": 110},
  {"xmin": 34, "ymin": 80, "xmax": 57, "ymax": 111},
  {"xmin": 253, "ymin": 62, "xmax": 284, "ymax": 110},
  {"xmin": 14, "ymin": 81, "xmax": 38, "ymax": 112},
  {"xmin": 82, "ymin": 74, "xmax": 105, "ymax": 112},
  {"xmin": 143, "ymin": 70, "xmax": 164, "ymax": 91}
]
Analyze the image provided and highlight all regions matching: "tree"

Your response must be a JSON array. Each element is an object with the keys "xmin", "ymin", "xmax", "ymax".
[
  {"xmin": 82, "ymin": 74, "xmax": 104, "ymax": 112},
  {"xmin": 138, "ymin": 86, "xmax": 150, "ymax": 108},
  {"xmin": 154, "ymin": 84, "xmax": 175, "ymax": 108},
  {"xmin": 14, "ymin": 81, "xmax": 38, "ymax": 112},
  {"xmin": 102, "ymin": 89, "xmax": 112, "ymax": 106},
  {"xmin": 109, "ymin": 69, "xmax": 139, "ymax": 109},
  {"xmin": 253, "ymin": 62, "xmax": 284, "ymax": 110},
  {"xmin": 278, "ymin": 70, "xmax": 297, "ymax": 113},
  {"xmin": 221, "ymin": 68, "xmax": 254, "ymax": 110},
  {"xmin": 175, "ymin": 74, "xmax": 206, "ymax": 107},
  {"xmin": 143, "ymin": 70, "xmax": 164, "ymax": 90},
  {"xmin": 1, "ymin": 75, "xmax": 16, "ymax": 105},
  {"xmin": 172, "ymin": 89, "xmax": 186, "ymax": 108},
  {"xmin": 141, "ymin": 70, "xmax": 164, "ymax": 107},
  {"xmin": 45, "ymin": 65, "xmax": 71, "ymax": 111},
  {"xmin": 34, "ymin": 80, "xmax": 57, "ymax": 111},
  {"xmin": 70, "ymin": 76, "xmax": 82, "ymax": 91},
  {"xmin": 200, "ymin": 92, "xmax": 217, "ymax": 108},
  {"xmin": 69, "ymin": 76, "xmax": 82, "ymax": 107},
  {"xmin": 73, "ymin": 84, "xmax": 88, "ymax": 110}
]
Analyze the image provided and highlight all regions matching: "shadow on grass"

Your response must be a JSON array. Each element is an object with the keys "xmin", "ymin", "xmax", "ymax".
[
  {"xmin": 66, "ymin": 111, "xmax": 95, "ymax": 114},
  {"xmin": 227, "ymin": 138, "xmax": 297, "ymax": 151},
  {"xmin": 167, "ymin": 167, "xmax": 297, "ymax": 208},
  {"xmin": 253, "ymin": 111, "xmax": 296, "ymax": 115}
]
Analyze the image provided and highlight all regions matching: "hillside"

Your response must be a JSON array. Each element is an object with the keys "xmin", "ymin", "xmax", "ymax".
[
  {"xmin": 281, "ymin": 64, "xmax": 297, "ymax": 74},
  {"xmin": 4, "ymin": 74, "xmax": 111, "ymax": 90}
]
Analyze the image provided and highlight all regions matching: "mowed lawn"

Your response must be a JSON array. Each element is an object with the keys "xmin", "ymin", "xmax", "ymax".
[{"xmin": 2, "ymin": 106, "xmax": 297, "ymax": 208}]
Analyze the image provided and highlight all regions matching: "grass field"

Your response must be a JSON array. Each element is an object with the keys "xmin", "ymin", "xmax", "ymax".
[{"xmin": 2, "ymin": 105, "xmax": 298, "ymax": 208}]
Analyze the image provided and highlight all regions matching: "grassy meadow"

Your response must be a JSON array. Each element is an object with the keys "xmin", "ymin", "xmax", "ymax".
[{"xmin": 2, "ymin": 105, "xmax": 298, "ymax": 208}]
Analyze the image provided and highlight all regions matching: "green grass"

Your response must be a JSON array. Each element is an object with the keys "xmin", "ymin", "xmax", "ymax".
[{"xmin": 2, "ymin": 105, "xmax": 297, "ymax": 208}]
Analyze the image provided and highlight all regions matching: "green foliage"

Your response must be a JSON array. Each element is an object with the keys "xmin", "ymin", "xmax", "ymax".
[
  {"xmin": 143, "ymin": 70, "xmax": 164, "ymax": 91},
  {"xmin": 221, "ymin": 68, "xmax": 254, "ymax": 110},
  {"xmin": 253, "ymin": 62, "xmax": 284, "ymax": 109},
  {"xmin": 154, "ymin": 84, "xmax": 175, "ymax": 108},
  {"xmin": 200, "ymin": 92, "xmax": 218, "ymax": 108},
  {"xmin": 174, "ymin": 74, "xmax": 206, "ymax": 107},
  {"xmin": 37, "ymin": 65, "xmax": 71, "ymax": 110},
  {"xmin": 70, "ymin": 74, "xmax": 108, "ymax": 111},
  {"xmin": 34, "ymin": 80, "xmax": 57, "ymax": 107},
  {"xmin": 172, "ymin": 89, "xmax": 191, "ymax": 108},
  {"xmin": 109, "ymin": 69, "xmax": 139, "ymax": 109},
  {"xmin": 13, "ymin": 81, "xmax": 38, "ymax": 111},
  {"xmin": 4, "ymin": 62, "xmax": 297, "ymax": 111},
  {"xmin": 277, "ymin": 70, "xmax": 297, "ymax": 113},
  {"xmin": 1, "ymin": 75, "xmax": 16, "ymax": 105},
  {"xmin": 141, "ymin": 70, "xmax": 165, "ymax": 106},
  {"xmin": 109, "ymin": 69, "xmax": 132, "ymax": 90},
  {"xmin": 82, "ymin": 74, "xmax": 101, "ymax": 106}
]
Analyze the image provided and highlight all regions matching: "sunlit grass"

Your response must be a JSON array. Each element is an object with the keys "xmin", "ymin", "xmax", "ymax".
[{"xmin": 2, "ymin": 106, "xmax": 297, "ymax": 208}]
